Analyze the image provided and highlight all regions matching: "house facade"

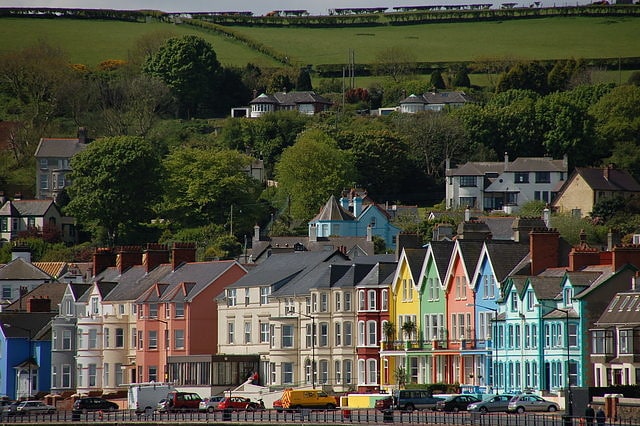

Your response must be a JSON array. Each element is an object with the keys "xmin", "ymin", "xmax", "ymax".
[
  {"xmin": 34, "ymin": 135, "xmax": 87, "ymax": 200},
  {"xmin": 552, "ymin": 166, "xmax": 640, "ymax": 218},
  {"xmin": 399, "ymin": 91, "xmax": 469, "ymax": 113},
  {"xmin": 0, "ymin": 199, "xmax": 77, "ymax": 244},
  {"xmin": 446, "ymin": 154, "xmax": 568, "ymax": 212},
  {"xmin": 246, "ymin": 91, "xmax": 332, "ymax": 118}
]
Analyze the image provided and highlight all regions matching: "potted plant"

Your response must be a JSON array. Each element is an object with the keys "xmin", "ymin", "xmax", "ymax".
[
  {"xmin": 402, "ymin": 320, "xmax": 417, "ymax": 349},
  {"xmin": 383, "ymin": 321, "xmax": 395, "ymax": 350}
]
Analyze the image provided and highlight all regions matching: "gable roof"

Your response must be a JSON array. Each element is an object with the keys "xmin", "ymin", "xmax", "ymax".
[
  {"xmin": 574, "ymin": 167, "xmax": 640, "ymax": 192},
  {"xmin": 400, "ymin": 91, "xmax": 468, "ymax": 105},
  {"xmin": 594, "ymin": 291, "xmax": 640, "ymax": 326},
  {"xmin": 101, "ymin": 264, "xmax": 173, "ymax": 302},
  {"xmin": 484, "ymin": 241, "xmax": 530, "ymax": 283},
  {"xmin": 249, "ymin": 91, "xmax": 332, "ymax": 106},
  {"xmin": 34, "ymin": 138, "xmax": 87, "ymax": 158},
  {"xmin": 0, "ymin": 257, "xmax": 52, "ymax": 280},
  {"xmin": 33, "ymin": 262, "xmax": 67, "ymax": 279},
  {"xmin": 426, "ymin": 240, "xmax": 455, "ymax": 283},
  {"xmin": 0, "ymin": 312, "xmax": 55, "ymax": 339},
  {"xmin": 3, "ymin": 281, "xmax": 67, "ymax": 312},
  {"xmin": 310, "ymin": 195, "xmax": 355, "ymax": 222},
  {"xmin": 446, "ymin": 156, "xmax": 566, "ymax": 176},
  {"xmin": 0, "ymin": 199, "xmax": 59, "ymax": 217},
  {"xmin": 155, "ymin": 260, "xmax": 242, "ymax": 302}
]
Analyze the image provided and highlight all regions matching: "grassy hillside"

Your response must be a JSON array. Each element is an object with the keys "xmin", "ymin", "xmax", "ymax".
[
  {"xmin": 0, "ymin": 15, "xmax": 638, "ymax": 69},
  {"xmin": 0, "ymin": 18, "xmax": 279, "ymax": 67}
]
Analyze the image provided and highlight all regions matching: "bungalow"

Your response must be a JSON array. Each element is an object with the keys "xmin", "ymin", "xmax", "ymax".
[
  {"xmin": 399, "ymin": 91, "xmax": 469, "ymax": 113},
  {"xmin": 233, "ymin": 91, "xmax": 333, "ymax": 118}
]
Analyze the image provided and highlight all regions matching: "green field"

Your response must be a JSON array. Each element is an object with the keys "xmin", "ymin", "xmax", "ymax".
[
  {"xmin": 0, "ymin": 16, "xmax": 639, "ymax": 68},
  {"xmin": 0, "ymin": 18, "xmax": 279, "ymax": 67}
]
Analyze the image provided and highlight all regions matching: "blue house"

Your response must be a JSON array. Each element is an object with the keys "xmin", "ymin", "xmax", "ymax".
[
  {"xmin": 0, "ymin": 312, "xmax": 53, "ymax": 399},
  {"xmin": 308, "ymin": 193, "xmax": 401, "ymax": 251}
]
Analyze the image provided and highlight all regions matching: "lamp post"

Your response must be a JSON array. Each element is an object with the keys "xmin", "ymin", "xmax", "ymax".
[
  {"xmin": 298, "ymin": 312, "xmax": 316, "ymax": 389},
  {"xmin": 3, "ymin": 323, "xmax": 32, "ymax": 399},
  {"xmin": 467, "ymin": 303, "xmax": 499, "ymax": 394},
  {"xmin": 536, "ymin": 303, "xmax": 573, "ymax": 418},
  {"xmin": 155, "ymin": 319, "xmax": 169, "ymax": 382}
]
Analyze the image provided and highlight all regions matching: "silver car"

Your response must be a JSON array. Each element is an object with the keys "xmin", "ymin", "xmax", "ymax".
[
  {"xmin": 16, "ymin": 401, "xmax": 56, "ymax": 415},
  {"xmin": 199, "ymin": 396, "xmax": 225, "ymax": 413},
  {"xmin": 467, "ymin": 394, "xmax": 514, "ymax": 413},
  {"xmin": 507, "ymin": 394, "xmax": 560, "ymax": 413}
]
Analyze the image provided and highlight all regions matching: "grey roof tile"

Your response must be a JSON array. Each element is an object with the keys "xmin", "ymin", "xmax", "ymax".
[{"xmin": 34, "ymin": 138, "xmax": 87, "ymax": 158}]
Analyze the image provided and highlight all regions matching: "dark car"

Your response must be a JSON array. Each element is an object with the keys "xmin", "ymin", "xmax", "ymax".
[
  {"xmin": 2, "ymin": 401, "xmax": 20, "ymax": 417},
  {"xmin": 435, "ymin": 395, "xmax": 481, "ymax": 412},
  {"xmin": 394, "ymin": 390, "xmax": 443, "ymax": 411},
  {"xmin": 73, "ymin": 397, "xmax": 119, "ymax": 413},
  {"xmin": 375, "ymin": 397, "xmax": 393, "ymax": 412}
]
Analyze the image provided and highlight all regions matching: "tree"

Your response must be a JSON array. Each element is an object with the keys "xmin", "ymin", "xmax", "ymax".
[
  {"xmin": 373, "ymin": 46, "xmax": 416, "ymax": 82},
  {"xmin": 451, "ymin": 65, "xmax": 471, "ymax": 88},
  {"xmin": 65, "ymin": 136, "xmax": 162, "ymax": 245},
  {"xmin": 496, "ymin": 61, "xmax": 550, "ymax": 94},
  {"xmin": 143, "ymin": 35, "xmax": 221, "ymax": 118},
  {"xmin": 295, "ymin": 67, "xmax": 313, "ymax": 91},
  {"xmin": 275, "ymin": 129, "xmax": 355, "ymax": 221},
  {"xmin": 430, "ymin": 70, "xmax": 446, "ymax": 90},
  {"xmin": 161, "ymin": 147, "xmax": 264, "ymax": 231}
]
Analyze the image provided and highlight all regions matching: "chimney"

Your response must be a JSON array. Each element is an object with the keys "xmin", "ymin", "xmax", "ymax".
[
  {"xmin": 254, "ymin": 224, "xmax": 260, "ymax": 243},
  {"xmin": 445, "ymin": 158, "xmax": 451, "ymax": 172},
  {"xmin": 309, "ymin": 223, "xmax": 317, "ymax": 242},
  {"xmin": 28, "ymin": 297, "xmax": 51, "ymax": 313},
  {"xmin": 13, "ymin": 192, "xmax": 22, "ymax": 201},
  {"xmin": 11, "ymin": 243, "xmax": 31, "ymax": 262},
  {"xmin": 604, "ymin": 164, "xmax": 613, "ymax": 180},
  {"xmin": 116, "ymin": 246, "xmax": 142, "ymax": 274},
  {"xmin": 543, "ymin": 206, "xmax": 551, "ymax": 229},
  {"xmin": 608, "ymin": 229, "xmax": 614, "ymax": 252},
  {"xmin": 530, "ymin": 228, "xmax": 560, "ymax": 275},
  {"xmin": 504, "ymin": 152, "xmax": 509, "ymax": 171},
  {"xmin": 563, "ymin": 153, "xmax": 568, "ymax": 170},
  {"xmin": 353, "ymin": 196, "xmax": 362, "ymax": 217},
  {"xmin": 366, "ymin": 224, "xmax": 373, "ymax": 242},
  {"xmin": 568, "ymin": 245, "xmax": 600, "ymax": 272},
  {"xmin": 512, "ymin": 217, "xmax": 546, "ymax": 243},
  {"xmin": 92, "ymin": 248, "xmax": 116, "ymax": 276},
  {"xmin": 612, "ymin": 245, "xmax": 640, "ymax": 271},
  {"xmin": 77, "ymin": 127, "xmax": 89, "ymax": 144},
  {"xmin": 143, "ymin": 243, "xmax": 169, "ymax": 273},
  {"xmin": 339, "ymin": 196, "xmax": 349, "ymax": 211},
  {"xmin": 172, "ymin": 242, "xmax": 196, "ymax": 270}
]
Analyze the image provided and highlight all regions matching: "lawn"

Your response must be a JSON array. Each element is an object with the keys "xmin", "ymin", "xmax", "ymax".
[
  {"xmin": 228, "ymin": 16, "xmax": 640, "ymax": 65},
  {"xmin": 0, "ymin": 18, "xmax": 279, "ymax": 68}
]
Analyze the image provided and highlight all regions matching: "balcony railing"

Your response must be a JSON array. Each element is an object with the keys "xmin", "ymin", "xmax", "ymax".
[{"xmin": 381, "ymin": 339, "xmax": 492, "ymax": 351}]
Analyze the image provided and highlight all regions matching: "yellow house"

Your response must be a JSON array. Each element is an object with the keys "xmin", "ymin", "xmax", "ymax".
[{"xmin": 380, "ymin": 248, "xmax": 426, "ymax": 390}]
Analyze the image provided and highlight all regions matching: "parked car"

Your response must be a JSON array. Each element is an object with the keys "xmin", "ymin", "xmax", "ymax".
[
  {"xmin": 394, "ymin": 389, "xmax": 443, "ymax": 411},
  {"xmin": 375, "ymin": 396, "xmax": 393, "ymax": 412},
  {"xmin": 157, "ymin": 391, "xmax": 202, "ymax": 412},
  {"xmin": 16, "ymin": 401, "xmax": 57, "ymax": 415},
  {"xmin": 435, "ymin": 395, "xmax": 481, "ymax": 412},
  {"xmin": 507, "ymin": 394, "xmax": 560, "ymax": 413},
  {"xmin": 1, "ymin": 401, "xmax": 19, "ymax": 417},
  {"xmin": 73, "ymin": 397, "xmax": 119, "ymax": 413},
  {"xmin": 467, "ymin": 394, "xmax": 514, "ymax": 414},
  {"xmin": 199, "ymin": 396, "xmax": 225, "ymax": 413},
  {"xmin": 273, "ymin": 399, "xmax": 283, "ymax": 412},
  {"xmin": 217, "ymin": 397, "xmax": 254, "ymax": 411},
  {"xmin": 280, "ymin": 389, "xmax": 338, "ymax": 410}
]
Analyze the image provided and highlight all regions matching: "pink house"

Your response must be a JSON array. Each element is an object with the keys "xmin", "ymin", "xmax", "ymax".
[{"xmin": 135, "ymin": 253, "xmax": 246, "ymax": 383}]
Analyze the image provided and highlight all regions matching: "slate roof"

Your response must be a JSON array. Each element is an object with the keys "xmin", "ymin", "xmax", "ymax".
[
  {"xmin": 485, "ymin": 241, "xmax": 530, "ymax": 282},
  {"xmin": 0, "ymin": 312, "xmax": 55, "ymax": 339},
  {"xmin": 310, "ymin": 195, "xmax": 355, "ymax": 222},
  {"xmin": 273, "ymin": 260, "xmax": 352, "ymax": 295},
  {"xmin": 457, "ymin": 240, "xmax": 484, "ymax": 278},
  {"xmin": 483, "ymin": 217, "xmax": 516, "ymax": 241},
  {"xmin": 249, "ymin": 91, "xmax": 332, "ymax": 106},
  {"xmin": 446, "ymin": 157, "xmax": 566, "ymax": 176},
  {"xmin": 34, "ymin": 138, "xmax": 87, "ymax": 158},
  {"xmin": 0, "ymin": 257, "xmax": 52, "ymax": 280},
  {"xmin": 0, "ymin": 200, "xmax": 58, "ymax": 217},
  {"xmin": 529, "ymin": 276, "xmax": 563, "ymax": 301},
  {"xmin": 155, "ymin": 260, "xmax": 241, "ymax": 302},
  {"xmin": 574, "ymin": 167, "xmax": 640, "ymax": 192},
  {"xmin": 101, "ymin": 264, "xmax": 173, "ymax": 302},
  {"xmin": 594, "ymin": 291, "xmax": 640, "ymax": 326},
  {"xmin": 230, "ymin": 250, "xmax": 348, "ymax": 290},
  {"xmin": 405, "ymin": 248, "xmax": 427, "ymax": 283},
  {"xmin": 400, "ymin": 91, "xmax": 468, "ymax": 105},
  {"xmin": 69, "ymin": 283, "xmax": 91, "ymax": 300},
  {"xmin": 3, "ymin": 281, "xmax": 67, "ymax": 312},
  {"xmin": 356, "ymin": 261, "xmax": 397, "ymax": 288},
  {"xmin": 429, "ymin": 241, "xmax": 455, "ymax": 283}
]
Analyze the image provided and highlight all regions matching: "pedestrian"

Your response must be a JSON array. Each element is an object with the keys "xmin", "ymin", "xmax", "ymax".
[
  {"xmin": 585, "ymin": 404, "xmax": 595, "ymax": 426},
  {"xmin": 596, "ymin": 407, "xmax": 606, "ymax": 426}
]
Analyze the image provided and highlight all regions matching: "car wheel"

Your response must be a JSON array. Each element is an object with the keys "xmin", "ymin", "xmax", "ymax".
[
  {"xmin": 326, "ymin": 404, "xmax": 336, "ymax": 410},
  {"xmin": 548, "ymin": 406, "xmax": 557, "ymax": 412},
  {"xmin": 479, "ymin": 407, "xmax": 488, "ymax": 414},
  {"xmin": 453, "ymin": 406, "xmax": 460, "ymax": 412},
  {"xmin": 405, "ymin": 403, "xmax": 415, "ymax": 411},
  {"xmin": 517, "ymin": 407, "xmax": 525, "ymax": 414},
  {"xmin": 47, "ymin": 410, "xmax": 55, "ymax": 414},
  {"xmin": 207, "ymin": 407, "xmax": 215, "ymax": 413}
]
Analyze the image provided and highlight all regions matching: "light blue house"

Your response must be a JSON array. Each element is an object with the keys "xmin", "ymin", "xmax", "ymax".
[
  {"xmin": 308, "ymin": 194, "xmax": 401, "ymax": 251},
  {"xmin": 0, "ymin": 313, "xmax": 53, "ymax": 399}
]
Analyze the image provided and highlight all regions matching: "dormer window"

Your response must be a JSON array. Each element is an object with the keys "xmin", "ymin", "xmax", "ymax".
[
  {"xmin": 563, "ymin": 287, "xmax": 573, "ymax": 306},
  {"xmin": 510, "ymin": 292, "xmax": 518, "ymax": 311}
]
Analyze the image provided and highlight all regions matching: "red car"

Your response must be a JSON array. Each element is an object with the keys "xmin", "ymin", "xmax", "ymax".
[
  {"xmin": 375, "ymin": 397, "xmax": 393, "ymax": 412},
  {"xmin": 273, "ymin": 399, "xmax": 284, "ymax": 412},
  {"xmin": 217, "ymin": 397, "xmax": 259, "ymax": 411}
]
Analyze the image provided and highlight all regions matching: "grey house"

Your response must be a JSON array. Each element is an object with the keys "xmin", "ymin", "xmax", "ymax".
[{"xmin": 50, "ymin": 283, "xmax": 91, "ymax": 395}]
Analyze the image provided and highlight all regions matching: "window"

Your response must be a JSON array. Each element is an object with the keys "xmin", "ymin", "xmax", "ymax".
[
  {"xmin": 460, "ymin": 197, "xmax": 477, "ymax": 208},
  {"xmin": 335, "ymin": 322, "xmax": 342, "ymax": 346},
  {"xmin": 568, "ymin": 323, "xmax": 578, "ymax": 347},
  {"xmin": 148, "ymin": 330, "xmax": 158, "ymax": 349},
  {"xmin": 358, "ymin": 359, "xmax": 366, "ymax": 384},
  {"xmin": 381, "ymin": 290, "xmax": 388, "ymax": 311},
  {"xmin": 306, "ymin": 324, "xmax": 313, "ymax": 348},
  {"xmin": 344, "ymin": 321, "xmax": 353, "ymax": 346},
  {"xmin": 367, "ymin": 321, "xmax": 377, "ymax": 346},
  {"xmin": 358, "ymin": 290, "xmax": 366, "ymax": 311},
  {"xmin": 358, "ymin": 321, "xmax": 365, "ymax": 346},
  {"xmin": 245, "ymin": 289, "xmax": 250, "ymax": 305},
  {"xmin": 282, "ymin": 363, "xmax": 293, "ymax": 384},
  {"xmin": 1, "ymin": 285, "xmax": 10, "ymax": 299},
  {"xmin": 62, "ymin": 330, "xmax": 72, "ymax": 350},
  {"xmin": 535, "ymin": 171, "xmax": 551, "ymax": 183},
  {"xmin": 367, "ymin": 359, "xmax": 378, "ymax": 384},
  {"xmin": 319, "ymin": 360, "xmax": 329, "ymax": 384},
  {"xmin": 335, "ymin": 360, "xmax": 342, "ymax": 384},
  {"xmin": 515, "ymin": 172, "xmax": 529, "ymax": 183},
  {"xmin": 40, "ymin": 174, "xmax": 48, "ymax": 190},
  {"xmin": 104, "ymin": 363, "xmax": 109, "ymax": 387},
  {"xmin": 175, "ymin": 302, "xmax": 184, "ymax": 317},
  {"xmin": 260, "ymin": 287, "xmax": 270, "ymax": 305},
  {"xmin": 149, "ymin": 303, "xmax": 158, "ymax": 318},
  {"xmin": 312, "ymin": 294, "xmax": 318, "ymax": 312},
  {"xmin": 165, "ymin": 303, "xmax": 171, "ymax": 319},
  {"xmin": 174, "ymin": 329, "xmax": 185, "ymax": 349},
  {"xmin": 103, "ymin": 327, "xmax": 110, "ymax": 348},
  {"xmin": 344, "ymin": 292, "xmax": 352, "ymax": 311},
  {"xmin": 320, "ymin": 293, "xmax": 328, "ymax": 312},
  {"xmin": 88, "ymin": 329, "xmax": 97, "ymax": 349},
  {"xmin": 132, "ymin": 327, "xmax": 137, "ymax": 348},
  {"xmin": 148, "ymin": 366, "xmax": 158, "ymax": 382},
  {"xmin": 88, "ymin": 364, "xmax": 97, "ymax": 387},
  {"xmin": 244, "ymin": 322, "xmax": 251, "ymax": 344},
  {"xmin": 460, "ymin": 176, "xmax": 476, "ymax": 187},
  {"xmin": 115, "ymin": 363, "xmax": 123, "ymax": 386},
  {"xmin": 282, "ymin": 324, "xmax": 294, "ymax": 348},
  {"xmin": 227, "ymin": 289, "xmax": 237, "ymax": 307},
  {"xmin": 344, "ymin": 360, "xmax": 352, "ymax": 384},
  {"xmin": 52, "ymin": 366, "xmax": 57, "ymax": 388},
  {"xmin": 368, "ymin": 290, "xmax": 377, "ymax": 310},
  {"xmin": 320, "ymin": 322, "xmax": 328, "ymax": 347},
  {"xmin": 511, "ymin": 293, "xmax": 518, "ymax": 311},
  {"xmin": 228, "ymin": 322, "xmax": 234, "ymax": 344},
  {"xmin": 90, "ymin": 297, "xmax": 99, "ymax": 315},
  {"xmin": 62, "ymin": 365, "xmax": 71, "ymax": 388},
  {"xmin": 77, "ymin": 364, "xmax": 83, "ymax": 387},
  {"xmin": 260, "ymin": 323, "xmax": 270, "ymax": 343},
  {"xmin": 39, "ymin": 158, "xmax": 48, "ymax": 169},
  {"xmin": 115, "ymin": 328, "xmax": 124, "ymax": 348},
  {"xmin": 335, "ymin": 292, "xmax": 342, "ymax": 311}
]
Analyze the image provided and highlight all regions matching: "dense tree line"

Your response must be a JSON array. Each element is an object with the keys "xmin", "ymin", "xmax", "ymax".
[{"xmin": 1, "ymin": 34, "xmax": 640, "ymax": 259}]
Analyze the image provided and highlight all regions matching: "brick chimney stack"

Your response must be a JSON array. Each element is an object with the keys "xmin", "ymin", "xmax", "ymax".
[
  {"xmin": 612, "ymin": 245, "xmax": 640, "ymax": 271},
  {"xmin": 116, "ymin": 246, "xmax": 142, "ymax": 274},
  {"xmin": 529, "ymin": 227, "xmax": 560, "ymax": 275},
  {"xmin": 172, "ymin": 242, "xmax": 197, "ymax": 270},
  {"xmin": 143, "ymin": 243, "xmax": 169, "ymax": 273},
  {"xmin": 93, "ymin": 248, "xmax": 116, "ymax": 276}
]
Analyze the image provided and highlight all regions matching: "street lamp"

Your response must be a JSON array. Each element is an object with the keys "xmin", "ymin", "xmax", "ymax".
[
  {"xmin": 467, "ymin": 303, "xmax": 499, "ymax": 394},
  {"xmin": 3, "ymin": 323, "xmax": 33, "ymax": 399},
  {"xmin": 536, "ymin": 303, "xmax": 573, "ymax": 417},
  {"xmin": 298, "ymin": 312, "xmax": 316, "ymax": 389}
]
